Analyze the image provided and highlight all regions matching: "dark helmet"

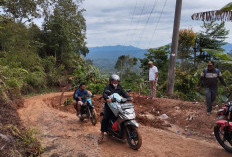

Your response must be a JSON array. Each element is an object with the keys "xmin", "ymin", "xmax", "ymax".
[{"xmin": 109, "ymin": 74, "xmax": 120, "ymax": 82}]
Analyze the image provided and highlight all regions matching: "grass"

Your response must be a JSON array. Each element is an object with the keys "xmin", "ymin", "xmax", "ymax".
[{"xmin": 1, "ymin": 125, "xmax": 44, "ymax": 157}]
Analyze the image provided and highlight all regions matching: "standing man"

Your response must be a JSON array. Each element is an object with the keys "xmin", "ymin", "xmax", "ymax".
[
  {"xmin": 196, "ymin": 61, "xmax": 230, "ymax": 115},
  {"xmin": 148, "ymin": 61, "xmax": 158, "ymax": 99}
]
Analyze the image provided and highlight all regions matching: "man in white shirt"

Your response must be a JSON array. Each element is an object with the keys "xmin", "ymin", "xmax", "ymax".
[{"xmin": 148, "ymin": 61, "xmax": 158, "ymax": 99}]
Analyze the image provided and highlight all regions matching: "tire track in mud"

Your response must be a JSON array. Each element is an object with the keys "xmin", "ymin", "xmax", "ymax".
[{"xmin": 18, "ymin": 92, "xmax": 231, "ymax": 157}]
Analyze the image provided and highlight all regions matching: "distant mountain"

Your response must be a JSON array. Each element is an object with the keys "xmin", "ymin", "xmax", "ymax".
[
  {"xmin": 222, "ymin": 43, "xmax": 232, "ymax": 53},
  {"xmin": 86, "ymin": 45, "xmax": 147, "ymax": 72},
  {"xmin": 87, "ymin": 45, "xmax": 146, "ymax": 59},
  {"xmin": 86, "ymin": 43, "xmax": 232, "ymax": 72}
]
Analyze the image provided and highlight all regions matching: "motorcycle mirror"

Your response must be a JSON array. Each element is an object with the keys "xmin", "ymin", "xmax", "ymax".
[{"xmin": 221, "ymin": 95, "xmax": 228, "ymax": 102}]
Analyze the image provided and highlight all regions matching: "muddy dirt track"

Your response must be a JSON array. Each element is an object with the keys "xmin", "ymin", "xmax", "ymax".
[{"xmin": 18, "ymin": 92, "xmax": 231, "ymax": 157}]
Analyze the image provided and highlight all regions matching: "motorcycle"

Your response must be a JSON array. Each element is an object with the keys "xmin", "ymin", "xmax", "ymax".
[
  {"xmin": 214, "ymin": 93, "xmax": 232, "ymax": 153},
  {"xmin": 101, "ymin": 90, "xmax": 142, "ymax": 150},
  {"xmin": 79, "ymin": 95, "xmax": 97, "ymax": 126}
]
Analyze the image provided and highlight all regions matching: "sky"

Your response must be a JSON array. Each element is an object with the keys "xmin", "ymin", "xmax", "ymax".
[{"xmin": 81, "ymin": 0, "xmax": 232, "ymax": 49}]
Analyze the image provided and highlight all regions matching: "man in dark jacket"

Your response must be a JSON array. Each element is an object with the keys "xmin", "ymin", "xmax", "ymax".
[
  {"xmin": 98, "ymin": 74, "xmax": 131, "ymax": 143},
  {"xmin": 196, "ymin": 61, "xmax": 230, "ymax": 115}
]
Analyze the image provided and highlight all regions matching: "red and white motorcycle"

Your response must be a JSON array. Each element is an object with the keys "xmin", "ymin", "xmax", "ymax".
[{"xmin": 214, "ymin": 94, "xmax": 232, "ymax": 153}]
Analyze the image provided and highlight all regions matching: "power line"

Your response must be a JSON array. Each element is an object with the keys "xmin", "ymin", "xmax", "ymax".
[
  {"xmin": 147, "ymin": 0, "xmax": 168, "ymax": 49},
  {"xmin": 123, "ymin": 0, "xmax": 151, "ymax": 54},
  {"xmin": 98, "ymin": 0, "xmax": 139, "ymax": 48},
  {"xmin": 129, "ymin": 0, "xmax": 150, "ymax": 47},
  {"xmin": 122, "ymin": 0, "xmax": 138, "ymax": 49},
  {"xmin": 135, "ymin": 0, "xmax": 159, "ymax": 48}
]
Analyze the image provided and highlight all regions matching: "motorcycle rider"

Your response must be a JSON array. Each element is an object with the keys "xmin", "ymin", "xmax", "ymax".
[
  {"xmin": 73, "ymin": 82, "xmax": 90, "ymax": 118},
  {"xmin": 98, "ymin": 74, "xmax": 131, "ymax": 143}
]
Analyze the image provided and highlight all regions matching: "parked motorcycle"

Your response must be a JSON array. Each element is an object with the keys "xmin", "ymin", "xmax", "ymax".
[
  {"xmin": 79, "ymin": 95, "xmax": 97, "ymax": 126},
  {"xmin": 102, "ymin": 90, "xmax": 142, "ymax": 150},
  {"xmin": 214, "ymin": 93, "xmax": 232, "ymax": 153}
]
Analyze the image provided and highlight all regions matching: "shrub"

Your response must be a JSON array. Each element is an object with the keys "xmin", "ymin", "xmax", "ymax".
[
  {"xmin": 25, "ymin": 71, "xmax": 46, "ymax": 90},
  {"xmin": 71, "ymin": 64, "xmax": 108, "ymax": 94},
  {"xmin": 173, "ymin": 69, "xmax": 200, "ymax": 101},
  {"xmin": 88, "ymin": 83, "xmax": 106, "ymax": 94},
  {"xmin": 64, "ymin": 97, "xmax": 73, "ymax": 106}
]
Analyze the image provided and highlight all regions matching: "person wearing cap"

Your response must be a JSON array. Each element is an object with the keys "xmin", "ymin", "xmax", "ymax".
[
  {"xmin": 148, "ymin": 61, "xmax": 158, "ymax": 99},
  {"xmin": 196, "ymin": 61, "xmax": 230, "ymax": 115}
]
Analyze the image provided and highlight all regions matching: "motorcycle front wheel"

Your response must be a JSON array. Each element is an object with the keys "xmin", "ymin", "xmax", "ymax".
[
  {"xmin": 126, "ymin": 125, "xmax": 142, "ymax": 150},
  {"xmin": 214, "ymin": 124, "xmax": 232, "ymax": 153},
  {"xmin": 90, "ymin": 108, "xmax": 97, "ymax": 126}
]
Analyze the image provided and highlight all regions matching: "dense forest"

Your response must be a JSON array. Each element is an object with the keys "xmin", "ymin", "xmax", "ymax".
[{"xmin": 0, "ymin": 0, "xmax": 105, "ymax": 156}]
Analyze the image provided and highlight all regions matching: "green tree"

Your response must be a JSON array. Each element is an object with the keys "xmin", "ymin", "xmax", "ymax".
[
  {"xmin": 28, "ymin": 23, "xmax": 44, "ymax": 54},
  {"xmin": 178, "ymin": 28, "xmax": 196, "ymax": 67},
  {"xmin": 42, "ymin": 0, "xmax": 88, "ymax": 67},
  {"xmin": 0, "ymin": 16, "xmax": 31, "ymax": 52},
  {"xmin": 140, "ymin": 45, "xmax": 170, "ymax": 81},
  {"xmin": 194, "ymin": 21, "xmax": 229, "ymax": 63},
  {"xmin": 0, "ymin": 0, "xmax": 56, "ymax": 22},
  {"xmin": 115, "ymin": 55, "xmax": 137, "ymax": 77},
  {"xmin": 1, "ymin": 0, "xmax": 38, "ymax": 21}
]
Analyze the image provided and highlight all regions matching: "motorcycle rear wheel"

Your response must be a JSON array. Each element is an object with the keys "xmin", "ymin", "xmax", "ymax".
[
  {"xmin": 214, "ymin": 124, "xmax": 232, "ymax": 153},
  {"xmin": 126, "ymin": 125, "xmax": 142, "ymax": 150},
  {"xmin": 90, "ymin": 108, "xmax": 97, "ymax": 126}
]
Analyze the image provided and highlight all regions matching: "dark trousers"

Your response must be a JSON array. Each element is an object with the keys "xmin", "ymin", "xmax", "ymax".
[
  {"xmin": 101, "ymin": 103, "xmax": 116, "ymax": 132},
  {"xmin": 205, "ymin": 88, "xmax": 217, "ymax": 112}
]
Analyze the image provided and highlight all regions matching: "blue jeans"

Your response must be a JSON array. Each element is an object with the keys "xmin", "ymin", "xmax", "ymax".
[{"xmin": 205, "ymin": 88, "xmax": 217, "ymax": 112}]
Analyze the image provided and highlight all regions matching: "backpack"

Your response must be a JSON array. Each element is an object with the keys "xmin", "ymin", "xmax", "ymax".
[{"xmin": 203, "ymin": 68, "xmax": 219, "ymax": 77}]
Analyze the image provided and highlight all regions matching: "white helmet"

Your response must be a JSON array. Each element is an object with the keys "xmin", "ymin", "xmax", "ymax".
[{"xmin": 109, "ymin": 74, "xmax": 120, "ymax": 82}]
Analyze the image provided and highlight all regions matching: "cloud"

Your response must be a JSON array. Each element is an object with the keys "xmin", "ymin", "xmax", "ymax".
[{"xmin": 83, "ymin": 0, "xmax": 232, "ymax": 48}]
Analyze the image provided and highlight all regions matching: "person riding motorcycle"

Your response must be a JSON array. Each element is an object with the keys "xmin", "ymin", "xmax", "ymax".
[
  {"xmin": 73, "ymin": 82, "xmax": 90, "ymax": 118},
  {"xmin": 98, "ymin": 74, "xmax": 131, "ymax": 143}
]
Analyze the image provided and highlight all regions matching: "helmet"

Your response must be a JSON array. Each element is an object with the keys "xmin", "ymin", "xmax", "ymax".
[{"xmin": 109, "ymin": 74, "xmax": 120, "ymax": 82}]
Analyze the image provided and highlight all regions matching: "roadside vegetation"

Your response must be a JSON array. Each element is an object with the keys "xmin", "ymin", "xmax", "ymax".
[
  {"xmin": 0, "ymin": 0, "xmax": 104, "ymax": 156},
  {"xmin": 116, "ymin": 21, "xmax": 232, "ymax": 102}
]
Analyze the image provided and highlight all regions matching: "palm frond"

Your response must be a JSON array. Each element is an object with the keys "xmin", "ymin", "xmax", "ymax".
[
  {"xmin": 220, "ymin": 2, "xmax": 232, "ymax": 12},
  {"xmin": 191, "ymin": 10, "xmax": 232, "ymax": 21}
]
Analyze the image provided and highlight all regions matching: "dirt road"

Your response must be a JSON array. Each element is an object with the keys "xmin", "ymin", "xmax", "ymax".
[{"xmin": 18, "ymin": 92, "xmax": 231, "ymax": 157}]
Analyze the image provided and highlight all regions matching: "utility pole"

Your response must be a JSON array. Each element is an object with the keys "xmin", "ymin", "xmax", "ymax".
[{"xmin": 166, "ymin": 0, "xmax": 182, "ymax": 96}]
